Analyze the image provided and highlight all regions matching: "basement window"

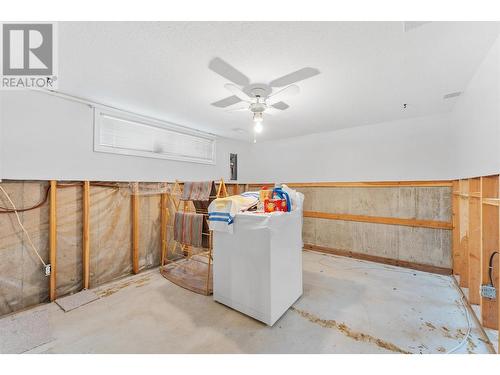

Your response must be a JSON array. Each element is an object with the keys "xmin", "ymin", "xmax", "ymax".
[{"xmin": 94, "ymin": 108, "xmax": 216, "ymax": 164}]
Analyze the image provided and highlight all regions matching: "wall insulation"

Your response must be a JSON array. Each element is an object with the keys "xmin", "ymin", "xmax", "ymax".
[
  {"xmin": 297, "ymin": 185, "xmax": 452, "ymax": 272},
  {"xmin": 0, "ymin": 182, "xmax": 50, "ymax": 315},
  {"xmin": 56, "ymin": 185, "xmax": 83, "ymax": 296},
  {"xmin": 0, "ymin": 181, "xmax": 167, "ymax": 317},
  {"xmin": 88, "ymin": 185, "xmax": 134, "ymax": 288}
]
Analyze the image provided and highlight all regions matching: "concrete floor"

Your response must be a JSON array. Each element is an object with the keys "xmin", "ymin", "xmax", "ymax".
[
  {"xmin": 458, "ymin": 281, "xmax": 499, "ymax": 353},
  {"xmin": 3, "ymin": 251, "xmax": 496, "ymax": 354}
]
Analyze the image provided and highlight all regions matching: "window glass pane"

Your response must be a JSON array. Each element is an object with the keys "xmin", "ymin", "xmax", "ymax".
[{"xmin": 95, "ymin": 110, "xmax": 215, "ymax": 164}]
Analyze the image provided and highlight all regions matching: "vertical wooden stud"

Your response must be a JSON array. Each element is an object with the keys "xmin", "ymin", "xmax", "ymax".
[
  {"xmin": 468, "ymin": 178, "xmax": 482, "ymax": 305},
  {"xmin": 497, "ymin": 185, "xmax": 500, "ymax": 354},
  {"xmin": 481, "ymin": 175, "xmax": 499, "ymax": 329},
  {"xmin": 459, "ymin": 179, "xmax": 469, "ymax": 288},
  {"xmin": 160, "ymin": 191, "xmax": 168, "ymax": 267},
  {"xmin": 132, "ymin": 182, "xmax": 140, "ymax": 274},
  {"xmin": 49, "ymin": 180, "xmax": 57, "ymax": 301},
  {"xmin": 82, "ymin": 181, "xmax": 90, "ymax": 289},
  {"xmin": 452, "ymin": 180, "xmax": 461, "ymax": 276}
]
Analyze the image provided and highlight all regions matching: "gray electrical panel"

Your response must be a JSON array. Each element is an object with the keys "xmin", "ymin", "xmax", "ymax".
[{"xmin": 230, "ymin": 153, "xmax": 237, "ymax": 181}]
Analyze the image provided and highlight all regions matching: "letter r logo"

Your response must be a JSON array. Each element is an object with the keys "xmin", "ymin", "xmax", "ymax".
[{"xmin": 2, "ymin": 24, "xmax": 53, "ymax": 75}]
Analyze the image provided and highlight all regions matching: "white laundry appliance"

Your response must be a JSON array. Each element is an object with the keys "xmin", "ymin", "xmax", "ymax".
[{"xmin": 212, "ymin": 209, "xmax": 303, "ymax": 326}]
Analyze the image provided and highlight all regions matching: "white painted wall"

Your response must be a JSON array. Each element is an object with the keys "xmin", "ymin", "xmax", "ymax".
[
  {"xmin": 450, "ymin": 35, "xmax": 500, "ymax": 179},
  {"xmin": 246, "ymin": 113, "xmax": 455, "ymax": 183},
  {"xmin": 0, "ymin": 90, "xmax": 251, "ymax": 182},
  {"xmin": 245, "ymin": 35, "xmax": 500, "ymax": 183},
  {"xmin": 2, "ymin": 35, "xmax": 498, "ymax": 184},
  {"xmin": 0, "ymin": 90, "xmax": 457, "ymax": 183}
]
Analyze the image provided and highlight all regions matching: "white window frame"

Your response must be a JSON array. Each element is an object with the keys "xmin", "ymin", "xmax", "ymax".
[{"xmin": 93, "ymin": 108, "xmax": 216, "ymax": 165}]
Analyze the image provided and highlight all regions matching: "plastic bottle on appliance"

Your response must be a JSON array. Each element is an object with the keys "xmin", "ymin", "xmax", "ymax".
[{"xmin": 272, "ymin": 185, "xmax": 291, "ymax": 212}]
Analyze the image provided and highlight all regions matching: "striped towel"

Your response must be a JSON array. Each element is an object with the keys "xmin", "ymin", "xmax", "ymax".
[
  {"xmin": 174, "ymin": 212, "xmax": 204, "ymax": 247},
  {"xmin": 181, "ymin": 181, "xmax": 214, "ymax": 201}
]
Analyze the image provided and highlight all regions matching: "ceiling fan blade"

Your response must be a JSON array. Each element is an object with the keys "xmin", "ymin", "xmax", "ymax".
[
  {"xmin": 267, "ymin": 85, "xmax": 299, "ymax": 104},
  {"xmin": 271, "ymin": 101, "xmax": 290, "ymax": 110},
  {"xmin": 209, "ymin": 57, "xmax": 251, "ymax": 86},
  {"xmin": 224, "ymin": 83, "xmax": 252, "ymax": 102},
  {"xmin": 269, "ymin": 67, "xmax": 320, "ymax": 87},
  {"xmin": 264, "ymin": 107, "xmax": 281, "ymax": 115},
  {"xmin": 226, "ymin": 104, "xmax": 249, "ymax": 112},
  {"xmin": 211, "ymin": 95, "xmax": 242, "ymax": 108}
]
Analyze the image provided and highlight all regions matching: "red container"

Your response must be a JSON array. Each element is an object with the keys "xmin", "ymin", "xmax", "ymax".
[{"xmin": 264, "ymin": 199, "xmax": 287, "ymax": 212}]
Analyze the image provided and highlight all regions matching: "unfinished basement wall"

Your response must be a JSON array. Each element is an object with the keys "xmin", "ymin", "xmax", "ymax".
[
  {"xmin": 295, "ymin": 184, "xmax": 452, "ymax": 273},
  {"xmin": 0, "ymin": 182, "xmax": 50, "ymax": 315},
  {"xmin": 0, "ymin": 181, "xmax": 170, "ymax": 317},
  {"xmin": 0, "ymin": 90, "xmax": 252, "ymax": 182},
  {"xmin": 244, "ymin": 112, "xmax": 455, "ymax": 272}
]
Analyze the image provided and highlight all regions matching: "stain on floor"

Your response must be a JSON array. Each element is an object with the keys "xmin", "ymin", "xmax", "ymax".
[
  {"xmin": 96, "ymin": 276, "xmax": 152, "ymax": 298},
  {"xmin": 291, "ymin": 307, "xmax": 411, "ymax": 354}
]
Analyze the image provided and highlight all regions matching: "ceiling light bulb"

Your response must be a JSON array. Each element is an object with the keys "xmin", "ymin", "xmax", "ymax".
[{"xmin": 254, "ymin": 122, "xmax": 263, "ymax": 133}]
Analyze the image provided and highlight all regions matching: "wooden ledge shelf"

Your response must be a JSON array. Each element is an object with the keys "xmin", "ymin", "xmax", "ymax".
[
  {"xmin": 303, "ymin": 211, "xmax": 452, "ymax": 230},
  {"xmin": 247, "ymin": 180, "xmax": 453, "ymax": 189}
]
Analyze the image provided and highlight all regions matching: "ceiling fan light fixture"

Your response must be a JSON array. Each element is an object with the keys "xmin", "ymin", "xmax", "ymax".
[
  {"xmin": 254, "ymin": 121, "xmax": 263, "ymax": 133},
  {"xmin": 253, "ymin": 112, "xmax": 263, "ymax": 123}
]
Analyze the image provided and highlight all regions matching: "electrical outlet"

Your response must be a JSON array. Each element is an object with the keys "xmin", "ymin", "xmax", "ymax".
[
  {"xmin": 480, "ymin": 284, "xmax": 496, "ymax": 299},
  {"xmin": 44, "ymin": 264, "xmax": 51, "ymax": 276}
]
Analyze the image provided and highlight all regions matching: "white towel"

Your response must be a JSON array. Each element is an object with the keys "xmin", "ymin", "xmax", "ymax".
[{"xmin": 208, "ymin": 195, "xmax": 258, "ymax": 233}]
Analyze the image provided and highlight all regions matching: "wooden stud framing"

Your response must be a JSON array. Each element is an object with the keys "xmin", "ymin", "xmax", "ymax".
[
  {"xmin": 480, "ymin": 175, "xmax": 499, "ymax": 330},
  {"xmin": 1, "ymin": 176, "xmax": 496, "ymax": 341},
  {"xmin": 49, "ymin": 180, "xmax": 57, "ymax": 301},
  {"xmin": 458, "ymin": 179, "xmax": 470, "ymax": 288},
  {"xmin": 82, "ymin": 181, "xmax": 90, "ymax": 289},
  {"xmin": 303, "ymin": 210, "xmax": 452, "ymax": 230},
  {"xmin": 452, "ymin": 180, "xmax": 461, "ymax": 276},
  {"xmin": 131, "ymin": 182, "xmax": 140, "ymax": 274},
  {"xmin": 468, "ymin": 178, "xmax": 481, "ymax": 304},
  {"xmin": 160, "ymin": 190, "xmax": 168, "ymax": 267}
]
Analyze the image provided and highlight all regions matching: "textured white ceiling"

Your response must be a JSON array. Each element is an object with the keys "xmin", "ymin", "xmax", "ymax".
[{"xmin": 58, "ymin": 21, "xmax": 500, "ymax": 141}]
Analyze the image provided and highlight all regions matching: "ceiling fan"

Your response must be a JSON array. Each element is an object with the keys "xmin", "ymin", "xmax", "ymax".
[{"xmin": 209, "ymin": 57, "xmax": 320, "ymax": 134}]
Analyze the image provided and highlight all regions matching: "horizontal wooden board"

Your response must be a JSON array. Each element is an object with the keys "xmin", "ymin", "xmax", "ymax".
[
  {"xmin": 246, "ymin": 180, "xmax": 453, "ymax": 188},
  {"xmin": 304, "ymin": 244, "xmax": 452, "ymax": 275},
  {"xmin": 482, "ymin": 198, "xmax": 500, "ymax": 206},
  {"xmin": 303, "ymin": 210, "xmax": 452, "ymax": 230}
]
